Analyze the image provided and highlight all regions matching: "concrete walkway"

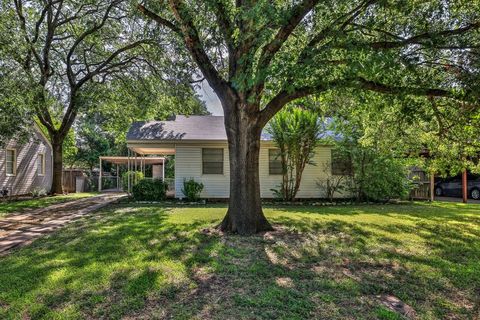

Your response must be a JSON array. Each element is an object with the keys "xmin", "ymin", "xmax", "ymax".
[{"xmin": 0, "ymin": 193, "xmax": 127, "ymax": 255}]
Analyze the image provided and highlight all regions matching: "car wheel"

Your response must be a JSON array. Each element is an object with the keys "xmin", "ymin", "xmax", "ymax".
[
  {"xmin": 471, "ymin": 188, "xmax": 480, "ymax": 200},
  {"xmin": 435, "ymin": 187, "xmax": 443, "ymax": 197}
]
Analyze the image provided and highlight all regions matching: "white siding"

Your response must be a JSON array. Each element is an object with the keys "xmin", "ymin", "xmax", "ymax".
[
  {"xmin": 175, "ymin": 143, "xmax": 230, "ymax": 198},
  {"xmin": 259, "ymin": 146, "xmax": 334, "ymax": 198},
  {"xmin": 0, "ymin": 128, "xmax": 53, "ymax": 196},
  {"xmin": 174, "ymin": 143, "xmax": 344, "ymax": 199}
]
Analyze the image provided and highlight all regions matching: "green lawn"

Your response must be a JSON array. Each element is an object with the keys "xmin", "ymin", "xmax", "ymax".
[
  {"xmin": 0, "ymin": 202, "xmax": 479, "ymax": 319},
  {"xmin": 0, "ymin": 193, "xmax": 98, "ymax": 217}
]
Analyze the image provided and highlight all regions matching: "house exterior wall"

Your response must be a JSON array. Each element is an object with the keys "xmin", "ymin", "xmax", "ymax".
[
  {"xmin": 175, "ymin": 143, "xmax": 231, "ymax": 198},
  {"xmin": 174, "ymin": 142, "xmax": 344, "ymax": 199},
  {"xmin": 0, "ymin": 127, "xmax": 53, "ymax": 196}
]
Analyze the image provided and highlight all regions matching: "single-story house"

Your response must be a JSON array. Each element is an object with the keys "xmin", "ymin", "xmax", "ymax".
[
  {"xmin": 0, "ymin": 124, "xmax": 53, "ymax": 196},
  {"xmin": 127, "ymin": 115, "xmax": 346, "ymax": 199}
]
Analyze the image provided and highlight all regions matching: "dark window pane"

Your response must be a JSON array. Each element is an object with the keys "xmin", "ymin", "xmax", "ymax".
[
  {"xmin": 331, "ymin": 150, "xmax": 352, "ymax": 175},
  {"xmin": 202, "ymin": 148, "xmax": 224, "ymax": 174},
  {"xmin": 269, "ymin": 149, "xmax": 283, "ymax": 175}
]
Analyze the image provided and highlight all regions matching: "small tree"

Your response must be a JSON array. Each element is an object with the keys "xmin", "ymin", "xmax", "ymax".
[
  {"xmin": 268, "ymin": 107, "xmax": 322, "ymax": 201},
  {"xmin": 316, "ymin": 162, "xmax": 349, "ymax": 202}
]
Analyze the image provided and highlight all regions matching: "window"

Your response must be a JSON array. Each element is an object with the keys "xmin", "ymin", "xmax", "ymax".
[
  {"xmin": 38, "ymin": 153, "xmax": 45, "ymax": 176},
  {"xmin": 202, "ymin": 148, "xmax": 223, "ymax": 174},
  {"xmin": 331, "ymin": 149, "xmax": 352, "ymax": 175},
  {"xmin": 6, "ymin": 149, "xmax": 16, "ymax": 176},
  {"xmin": 269, "ymin": 149, "xmax": 283, "ymax": 175}
]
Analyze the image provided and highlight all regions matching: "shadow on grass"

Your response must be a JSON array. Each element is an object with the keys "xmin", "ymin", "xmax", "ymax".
[{"xmin": 0, "ymin": 202, "xmax": 478, "ymax": 319}]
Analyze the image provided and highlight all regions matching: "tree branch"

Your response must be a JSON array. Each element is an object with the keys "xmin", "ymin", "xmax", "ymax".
[
  {"xmin": 137, "ymin": 4, "xmax": 182, "ymax": 35},
  {"xmin": 297, "ymin": 0, "xmax": 378, "ymax": 64},
  {"xmin": 66, "ymin": 0, "xmax": 120, "ymax": 87},
  {"xmin": 209, "ymin": 1, "xmax": 235, "ymax": 51},
  {"xmin": 259, "ymin": 77, "xmax": 461, "ymax": 126},
  {"xmin": 208, "ymin": 0, "xmax": 236, "ymax": 76},
  {"xmin": 167, "ymin": 0, "xmax": 232, "ymax": 101},
  {"xmin": 76, "ymin": 40, "xmax": 148, "ymax": 88},
  {"xmin": 257, "ymin": 0, "xmax": 319, "ymax": 72},
  {"xmin": 367, "ymin": 21, "xmax": 480, "ymax": 49}
]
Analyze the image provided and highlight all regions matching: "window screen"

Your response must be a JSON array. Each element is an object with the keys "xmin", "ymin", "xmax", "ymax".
[
  {"xmin": 269, "ymin": 149, "xmax": 283, "ymax": 175},
  {"xmin": 331, "ymin": 150, "xmax": 352, "ymax": 175},
  {"xmin": 38, "ymin": 153, "xmax": 45, "ymax": 175},
  {"xmin": 6, "ymin": 149, "xmax": 16, "ymax": 175},
  {"xmin": 202, "ymin": 148, "xmax": 224, "ymax": 174}
]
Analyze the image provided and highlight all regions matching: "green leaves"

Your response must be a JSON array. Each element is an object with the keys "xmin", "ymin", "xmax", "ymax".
[{"xmin": 268, "ymin": 106, "xmax": 323, "ymax": 200}]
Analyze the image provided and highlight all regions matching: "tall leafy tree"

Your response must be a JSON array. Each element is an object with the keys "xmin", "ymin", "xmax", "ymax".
[
  {"xmin": 0, "ymin": 22, "xmax": 33, "ymax": 146},
  {"xmin": 0, "ymin": 75, "xmax": 33, "ymax": 147},
  {"xmin": 138, "ymin": 0, "xmax": 480, "ymax": 234},
  {"xmin": 2, "ymin": 0, "xmax": 158, "ymax": 194},
  {"xmin": 268, "ymin": 107, "xmax": 322, "ymax": 201},
  {"xmin": 321, "ymin": 90, "xmax": 480, "ymax": 176},
  {"xmin": 87, "ymin": 76, "xmax": 209, "ymax": 146}
]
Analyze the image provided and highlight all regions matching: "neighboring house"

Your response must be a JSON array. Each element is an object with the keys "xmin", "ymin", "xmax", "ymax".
[
  {"xmin": 127, "ymin": 115, "xmax": 346, "ymax": 199},
  {"xmin": 0, "ymin": 124, "xmax": 53, "ymax": 196}
]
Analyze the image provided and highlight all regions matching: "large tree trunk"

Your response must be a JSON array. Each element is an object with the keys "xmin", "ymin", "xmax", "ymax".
[
  {"xmin": 51, "ymin": 136, "xmax": 64, "ymax": 195},
  {"xmin": 219, "ymin": 106, "xmax": 274, "ymax": 235}
]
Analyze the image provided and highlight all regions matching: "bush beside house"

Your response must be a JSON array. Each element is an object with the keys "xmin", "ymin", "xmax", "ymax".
[
  {"xmin": 132, "ymin": 179, "xmax": 168, "ymax": 201},
  {"xmin": 121, "ymin": 171, "xmax": 144, "ymax": 191},
  {"xmin": 182, "ymin": 178, "xmax": 204, "ymax": 201}
]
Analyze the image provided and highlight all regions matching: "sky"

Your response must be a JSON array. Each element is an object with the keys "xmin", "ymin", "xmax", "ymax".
[{"xmin": 196, "ymin": 80, "xmax": 223, "ymax": 115}]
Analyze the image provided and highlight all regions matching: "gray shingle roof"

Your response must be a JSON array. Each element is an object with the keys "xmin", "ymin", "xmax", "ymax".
[{"xmin": 127, "ymin": 115, "xmax": 273, "ymax": 141}]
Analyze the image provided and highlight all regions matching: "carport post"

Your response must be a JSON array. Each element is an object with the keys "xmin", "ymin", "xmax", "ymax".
[
  {"xmin": 462, "ymin": 169, "xmax": 468, "ymax": 203},
  {"xmin": 116, "ymin": 164, "xmax": 120, "ymax": 190},
  {"xmin": 162, "ymin": 158, "xmax": 165, "ymax": 181},
  {"xmin": 127, "ymin": 150, "xmax": 131, "ymax": 194},
  {"xmin": 99, "ymin": 158, "xmax": 102, "ymax": 192}
]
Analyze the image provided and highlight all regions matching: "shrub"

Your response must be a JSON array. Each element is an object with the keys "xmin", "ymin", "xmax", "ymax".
[
  {"xmin": 31, "ymin": 187, "xmax": 47, "ymax": 198},
  {"xmin": 121, "ymin": 171, "xmax": 144, "ymax": 191},
  {"xmin": 132, "ymin": 179, "xmax": 168, "ymax": 201},
  {"xmin": 182, "ymin": 178, "xmax": 204, "ymax": 201},
  {"xmin": 358, "ymin": 156, "xmax": 412, "ymax": 202},
  {"xmin": 336, "ymin": 147, "xmax": 412, "ymax": 202}
]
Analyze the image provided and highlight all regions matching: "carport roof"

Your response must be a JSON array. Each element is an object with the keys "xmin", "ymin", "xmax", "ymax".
[{"xmin": 99, "ymin": 156, "xmax": 165, "ymax": 165}]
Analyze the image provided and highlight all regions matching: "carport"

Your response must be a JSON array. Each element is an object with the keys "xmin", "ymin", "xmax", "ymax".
[{"xmin": 98, "ymin": 156, "xmax": 166, "ymax": 192}]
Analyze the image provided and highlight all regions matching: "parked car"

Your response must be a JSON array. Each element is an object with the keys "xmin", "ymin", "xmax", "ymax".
[{"xmin": 434, "ymin": 174, "xmax": 480, "ymax": 200}]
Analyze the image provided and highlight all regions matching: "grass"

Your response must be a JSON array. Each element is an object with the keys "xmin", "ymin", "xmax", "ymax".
[
  {"xmin": 0, "ymin": 193, "xmax": 98, "ymax": 217},
  {"xmin": 0, "ymin": 202, "xmax": 479, "ymax": 319}
]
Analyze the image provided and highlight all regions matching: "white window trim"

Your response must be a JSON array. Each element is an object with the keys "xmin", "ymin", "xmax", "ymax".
[
  {"xmin": 5, "ymin": 149, "xmax": 17, "ymax": 176},
  {"xmin": 38, "ymin": 153, "xmax": 46, "ymax": 176}
]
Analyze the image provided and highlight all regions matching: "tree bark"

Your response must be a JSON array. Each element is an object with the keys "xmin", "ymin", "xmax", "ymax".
[
  {"xmin": 219, "ymin": 106, "xmax": 274, "ymax": 235},
  {"xmin": 51, "ymin": 136, "xmax": 64, "ymax": 195}
]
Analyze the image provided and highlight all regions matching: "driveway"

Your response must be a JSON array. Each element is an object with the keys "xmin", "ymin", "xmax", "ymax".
[
  {"xmin": 0, "ymin": 193, "xmax": 127, "ymax": 255},
  {"xmin": 435, "ymin": 196, "xmax": 480, "ymax": 204}
]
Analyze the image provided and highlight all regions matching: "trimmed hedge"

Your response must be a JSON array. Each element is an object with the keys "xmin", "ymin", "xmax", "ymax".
[{"xmin": 132, "ymin": 179, "xmax": 168, "ymax": 201}]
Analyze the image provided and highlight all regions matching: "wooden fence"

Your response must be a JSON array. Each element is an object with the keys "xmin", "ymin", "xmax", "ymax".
[
  {"xmin": 409, "ymin": 168, "xmax": 432, "ymax": 200},
  {"xmin": 62, "ymin": 169, "xmax": 86, "ymax": 193}
]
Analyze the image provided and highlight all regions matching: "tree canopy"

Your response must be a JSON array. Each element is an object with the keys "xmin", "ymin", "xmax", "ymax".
[{"xmin": 138, "ymin": 0, "xmax": 480, "ymax": 234}]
